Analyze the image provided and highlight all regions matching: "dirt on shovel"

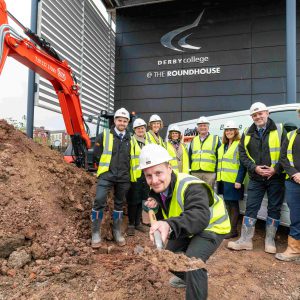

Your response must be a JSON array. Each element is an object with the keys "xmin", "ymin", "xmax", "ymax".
[{"xmin": 134, "ymin": 245, "xmax": 205, "ymax": 272}]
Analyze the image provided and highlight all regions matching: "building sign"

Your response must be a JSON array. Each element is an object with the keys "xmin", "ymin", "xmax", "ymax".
[{"xmin": 146, "ymin": 10, "xmax": 222, "ymax": 79}]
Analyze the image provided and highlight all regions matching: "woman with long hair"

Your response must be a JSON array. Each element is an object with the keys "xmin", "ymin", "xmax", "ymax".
[{"xmin": 217, "ymin": 120, "xmax": 246, "ymax": 239}]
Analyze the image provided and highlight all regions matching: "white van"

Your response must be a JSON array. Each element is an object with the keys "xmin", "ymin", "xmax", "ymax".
[{"xmin": 166, "ymin": 103, "xmax": 300, "ymax": 226}]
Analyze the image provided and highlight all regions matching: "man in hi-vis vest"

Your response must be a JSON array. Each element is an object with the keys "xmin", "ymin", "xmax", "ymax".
[
  {"xmin": 189, "ymin": 116, "xmax": 220, "ymax": 188},
  {"xmin": 228, "ymin": 102, "xmax": 286, "ymax": 254},
  {"xmin": 91, "ymin": 108, "xmax": 131, "ymax": 248},
  {"xmin": 141, "ymin": 144, "xmax": 230, "ymax": 300}
]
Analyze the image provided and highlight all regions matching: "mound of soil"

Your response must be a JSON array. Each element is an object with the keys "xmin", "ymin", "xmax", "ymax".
[{"xmin": 0, "ymin": 119, "xmax": 299, "ymax": 300}]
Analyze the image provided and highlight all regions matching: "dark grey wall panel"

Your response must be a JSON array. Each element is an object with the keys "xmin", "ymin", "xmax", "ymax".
[
  {"xmin": 120, "ymin": 83, "xmax": 181, "ymax": 99},
  {"xmin": 115, "ymin": 0, "xmax": 299, "ymax": 130},
  {"xmin": 115, "ymin": 98, "xmax": 181, "ymax": 113},
  {"xmin": 183, "ymin": 80, "xmax": 251, "ymax": 97},
  {"xmin": 182, "ymin": 95, "xmax": 252, "ymax": 112}
]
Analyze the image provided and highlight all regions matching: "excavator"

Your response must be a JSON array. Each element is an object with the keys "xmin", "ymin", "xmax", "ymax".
[{"xmin": 0, "ymin": 0, "xmax": 91, "ymax": 168}]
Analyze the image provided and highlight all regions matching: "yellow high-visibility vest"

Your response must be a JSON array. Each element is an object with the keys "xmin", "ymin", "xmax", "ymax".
[
  {"xmin": 97, "ymin": 129, "xmax": 113, "ymax": 177},
  {"xmin": 217, "ymin": 140, "xmax": 240, "ymax": 183},
  {"xmin": 286, "ymin": 129, "xmax": 298, "ymax": 179},
  {"xmin": 166, "ymin": 142, "xmax": 189, "ymax": 174},
  {"xmin": 161, "ymin": 173, "xmax": 231, "ymax": 235},
  {"xmin": 244, "ymin": 124, "xmax": 282, "ymax": 167},
  {"xmin": 190, "ymin": 135, "xmax": 219, "ymax": 172},
  {"xmin": 146, "ymin": 131, "xmax": 165, "ymax": 147},
  {"xmin": 130, "ymin": 136, "xmax": 148, "ymax": 182}
]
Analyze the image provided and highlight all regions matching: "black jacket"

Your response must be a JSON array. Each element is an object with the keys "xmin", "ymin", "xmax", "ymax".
[
  {"xmin": 149, "ymin": 172, "xmax": 211, "ymax": 239},
  {"xmin": 239, "ymin": 118, "xmax": 286, "ymax": 181},
  {"xmin": 93, "ymin": 127, "xmax": 131, "ymax": 182},
  {"xmin": 280, "ymin": 128, "xmax": 300, "ymax": 181}
]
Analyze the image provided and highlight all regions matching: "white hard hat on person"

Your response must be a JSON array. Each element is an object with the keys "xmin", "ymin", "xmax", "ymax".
[
  {"xmin": 114, "ymin": 107, "xmax": 130, "ymax": 120},
  {"xmin": 139, "ymin": 144, "xmax": 172, "ymax": 170},
  {"xmin": 224, "ymin": 120, "xmax": 238, "ymax": 129},
  {"xmin": 249, "ymin": 102, "xmax": 268, "ymax": 115},
  {"xmin": 197, "ymin": 116, "xmax": 210, "ymax": 125},
  {"xmin": 149, "ymin": 114, "xmax": 162, "ymax": 123},
  {"xmin": 133, "ymin": 118, "xmax": 147, "ymax": 129},
  {"xmin": 169, "ymin": 124, "xmax": 181, "ymax": 133}
]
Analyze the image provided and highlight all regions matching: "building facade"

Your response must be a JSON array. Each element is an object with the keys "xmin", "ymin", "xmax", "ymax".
[{"xmin": 113, "ymin": 0, "xmax": 299, "ymax": 132}]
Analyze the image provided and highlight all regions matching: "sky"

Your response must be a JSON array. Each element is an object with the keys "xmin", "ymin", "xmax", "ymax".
[{"xmin": 0, "ymin": 0, "xmax": 109, "ymax": 134}]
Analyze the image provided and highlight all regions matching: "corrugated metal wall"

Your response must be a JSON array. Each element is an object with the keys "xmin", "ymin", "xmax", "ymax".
[{"xmin": 36, "ymin": 0, "xmax": 115, "ymax": 119}]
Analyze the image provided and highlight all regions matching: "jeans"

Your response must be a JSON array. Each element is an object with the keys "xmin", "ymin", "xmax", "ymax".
[
  {"xmin": 245, "ymin": 178, "xmax": 285, "ymax": 220},
  {"xmin": 93, "ymin": 179, "xmax": 130, "ymax": 211},
  {"xmin": 166, "ymin": 231, "xmax": 224, "ymax": 300},
  {"xmin": 285, "ymin": 180, "xmax": 300, "ymax": 240}
]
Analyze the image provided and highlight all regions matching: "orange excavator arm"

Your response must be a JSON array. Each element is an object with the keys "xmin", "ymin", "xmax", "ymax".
[{"xmin": 0, "ymin": 0, "xmax": 91, "ymax": 167}]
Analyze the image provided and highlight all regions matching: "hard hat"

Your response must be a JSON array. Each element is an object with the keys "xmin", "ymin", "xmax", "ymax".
[
  {"xmin": 138, "ymin": 144, "xmax": 172, "ymax": 170},
  {"xmin": 197, "ymin": 116, "xmax": 210, "ymax": 125},
  {"xmin": 224, "ymin": 120, "xmax": 238, "ymax": 129},
  {"xmin": 249, "ymin": 102, "xmax": 268, "ymax": 115},
  {"xmin": 149, "ymin": 114, "xmax": 162, "ymax": 123},
  {"xmin": 114, "ymin": 107, "xmax": 130, "ymax": 120},
  {"xmin": 169, "ymin": 124, "xmax": 181, "ymax": 133},
  {"xmin": 133, "ymin": 118, "xmax": 147, "ymax": 129}
]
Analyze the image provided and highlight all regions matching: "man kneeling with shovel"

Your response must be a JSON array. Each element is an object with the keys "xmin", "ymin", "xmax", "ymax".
[{"xmin": 140, "ymin": 144, "xmax": 230, "ymax": 300}]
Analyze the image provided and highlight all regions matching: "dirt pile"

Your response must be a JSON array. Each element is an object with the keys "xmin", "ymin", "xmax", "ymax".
[
  {"xmin": 0, "ymin": 119, "xmax": 299, "ymax": 300},
  {"xmin": 0, "ymin": 120, "xmax": 96, "ymax": 262}
]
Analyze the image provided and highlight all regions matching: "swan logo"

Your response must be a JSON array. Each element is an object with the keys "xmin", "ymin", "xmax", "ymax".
[{"xmin": 160, "ymin": 9, "xmax": 205, "ymax": 52}]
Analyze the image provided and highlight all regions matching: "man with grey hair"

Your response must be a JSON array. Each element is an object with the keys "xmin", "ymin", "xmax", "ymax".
[{"xmin": 228, "ymin": 102, "xmax": 286, "ymax": 254}]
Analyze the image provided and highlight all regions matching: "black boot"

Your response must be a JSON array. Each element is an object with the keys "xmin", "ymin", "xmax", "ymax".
[
  {"xmin": 91, "ymin": 209, "xmax": 103, "ymax": 248},
  {"xmin": 112, "ymin": 210, "xmax": 126, "ymax": 246},
  {"xmin": 224, "ymin": 201, "xmax": 239, "ymax": 239}
]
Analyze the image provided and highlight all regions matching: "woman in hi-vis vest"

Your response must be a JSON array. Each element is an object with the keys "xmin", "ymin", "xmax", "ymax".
[
  {"xmin": 217, "ymin": 120, "xmax": 246, "ymax": 239},
  {"xmin": 166, "ymin": 125, "xmax": 189, "ymax": 174},
  {"xmin": 127, "ymin": 118, "xmax": 150, "ymax": 236},
  {"xmin": 146, "ymin": 114, "xmax": 165, "ymax": 147}
]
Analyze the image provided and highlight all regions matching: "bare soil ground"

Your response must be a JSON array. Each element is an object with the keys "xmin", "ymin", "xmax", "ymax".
[{"xmin": 0, "ymin": 120, "xmax": 299, "ymax": 300}]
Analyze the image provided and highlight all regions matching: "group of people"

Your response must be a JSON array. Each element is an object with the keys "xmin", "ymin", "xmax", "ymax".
[{"xmin": 90, "ymin": 102, "xmax": 300, "ymax": 300}]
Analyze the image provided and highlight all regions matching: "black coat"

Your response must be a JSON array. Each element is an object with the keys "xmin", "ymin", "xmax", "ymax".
[
  {"xmin": 280, "ymin": 128, "xmax": 300, "ymax": 181},
  {"xmin": 239, "ymin": 118, "xmax": 286, "ymax": 181},
  {"xmin": 93, "ymin": 127, "xmax": 131, "ymax": 182},
  {"xmin": 149, "ymin": 172, "xmax": 211, "ymax": 239}
]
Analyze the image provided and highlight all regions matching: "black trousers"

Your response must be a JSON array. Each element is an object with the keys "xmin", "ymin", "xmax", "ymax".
[
  {"xmin": 166, "ymin": 231, "xmax": 224, "ymax": 300},
  {"xmin": 93, "ymin": 178, "xmax": 130, "ymax": 211}
]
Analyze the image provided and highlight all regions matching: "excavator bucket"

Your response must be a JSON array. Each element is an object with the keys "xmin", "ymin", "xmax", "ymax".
[{"xmin": 0, "ymin": 0, "xmax": 10, "ymax": 74}]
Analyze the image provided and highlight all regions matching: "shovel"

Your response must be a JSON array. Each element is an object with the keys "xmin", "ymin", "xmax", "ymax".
[
  {"xmin": 148, "ymin": 209, "xmax": 164, "ymax": 250},
  {"xmin": 134, "ymin": 210, "xmax": 205, "ymax": 272}
]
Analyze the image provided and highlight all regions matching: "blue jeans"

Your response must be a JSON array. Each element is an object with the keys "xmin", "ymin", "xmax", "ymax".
[
  {"xmin": 285, "ymin": 180, "xmax": 300, "ymax": 240},
  {"xmin": 245, "ymin": 178, "xmax": 285, "ymax": 220}
]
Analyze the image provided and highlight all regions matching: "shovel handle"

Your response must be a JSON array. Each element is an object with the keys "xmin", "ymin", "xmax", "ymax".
[
  {"xmin": 148, "ymin": 210, "xmax": 164, "ymax": 249},
  {"xmin": 148, "ymin": 209, "xmax": 157, "ymax": 225}
]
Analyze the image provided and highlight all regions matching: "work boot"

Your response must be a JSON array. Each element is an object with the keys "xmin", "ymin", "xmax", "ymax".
[
  {"xmin": 127, "ymin": 225, "xmax": 135, "ymax": 236},
  {"xmin": 112, "ymin": 210, "xmax": 126, "ymax": 246},
  {"xmin": 275, "ymin": 236, "xmax": 300, "ymax": 262},
  {"xmin": 169, "ymin": 276, "xmax": 186, "ymax": 288},
  {"xmin": 265, "ymin": 217, "xmax": 280, "ymax": 254},
  {"xmin": 135, "ymin": 224, "xmax": 148, "ymax": 233},
  {"xmin": 227, "ymin": 216, "xmax": 256, "ymax": 251},
  {"xmin": 224, "ymin": 203, "xmax": 239, "ymax": 239},
  {"xmin": 91, "ymin": 209, "xmax": 103, "ymax": 248}
]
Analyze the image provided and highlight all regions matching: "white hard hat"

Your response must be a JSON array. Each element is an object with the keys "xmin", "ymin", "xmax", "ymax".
[
  {"xmin": 169, "ymin": 124, "xmax": 181, "ymax": 133},
  {"xmin": 224, "ymin": 120, "xmax": 238, "ymax": 129},
  {"xmin": 114, "ymin": 107, "xmax": 130, "ymax": 120},
  {"xmin": 133, "ymin": 118, "xmax": 147, "ymax": 129},
  {"xmin": 149, "ymin": 114, "xmax": 162, "ymax": 123},
  {"xmin": 197, "ymin": 116, "xmax": 210, "ymax": 125},
  {"xmin": 249, "ymin": 102, "xmax": 268, "ymax": 115},
  {"xmin": 139, "ymin": 144, "xmax": 172, "ymax": 170}
]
